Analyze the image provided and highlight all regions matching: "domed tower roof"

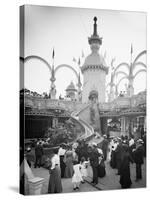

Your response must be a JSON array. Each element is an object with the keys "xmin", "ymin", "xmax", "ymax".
[
  {"xmin": 81, "ymin": 17, "xmax": 108, "ymax": 74},
  {"xmin": 66, "ymin": 81, "xmax": 77, "ymax": 92},
  {"xmin": 84, "ymin": 53, "xmax": 106, "ymax": 66}
]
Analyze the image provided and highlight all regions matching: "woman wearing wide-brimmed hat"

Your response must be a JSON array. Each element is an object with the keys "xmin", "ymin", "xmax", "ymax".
[{"xmin": 48, "ymin": 148, "xmax": 62, "ymax": 193}]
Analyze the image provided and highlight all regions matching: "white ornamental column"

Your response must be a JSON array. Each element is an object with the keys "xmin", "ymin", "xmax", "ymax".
[{"xmin": 22, "ymin": 159, "xmax": 44, "ymax": 195}]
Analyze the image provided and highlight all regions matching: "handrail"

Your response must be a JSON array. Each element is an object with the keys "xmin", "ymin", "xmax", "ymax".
[
  {"xmin": 71, "ymin": 106, "xmax": 95, "ymax": 141},
  {"xmin": 77, "ymin": 104, "xmax": 91, "ymax": 116},
  {"xmin": 71, "ymin": 103, "xmax": 90, "ymax": 117},
  {"xmin": 79, "ymin": 118, "xmax": 94, "ymax": 133}
]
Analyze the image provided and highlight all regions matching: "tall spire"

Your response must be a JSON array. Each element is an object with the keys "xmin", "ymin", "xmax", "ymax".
[
  {"xmin": 93, "ymin": 16, "xmax": 98, "ymax": 36},
  {"xmin": 78, "ymin": 72, "xmax": 82, "ymax": 87},
  {"xmin": 88, "ymin": 17, "xmax": 102, "ymax": 47}
]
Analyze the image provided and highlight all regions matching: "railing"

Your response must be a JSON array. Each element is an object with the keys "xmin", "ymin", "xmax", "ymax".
[
  {"xmin": 24, "ymin": 94, "xmax": 89, "ymax": 113},
  {"xmin": 77, "ymin": 103, "xmax": 91, "ymax": 115},
  {"xmin": 79, "ymin": 118, "xmax": 94, "ymax": 134}
]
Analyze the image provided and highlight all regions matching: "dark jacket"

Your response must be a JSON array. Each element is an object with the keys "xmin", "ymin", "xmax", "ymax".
[
  {"xmin": 101, "ymin": 139, "xmax": 109, "ymax": 151},
  {"xmin": 120, "ymin": 152, "xmax": 132, "ymax": 188},
  {"xmin": 35, "ymin": 144, "xmax": 44, "ymax": 156},
  {"xmin": 115, "ymin": 143, "xmax": 124, "ymax": 161},
  {"xmin": 89, "ymin": 149, "xmax": 100, "ymax": 167},
  {"xmin": 133, "ymin": 145, "xmax": 144, "ymax": 164}
]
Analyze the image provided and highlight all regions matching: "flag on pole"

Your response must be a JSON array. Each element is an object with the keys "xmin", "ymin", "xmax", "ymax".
[
  {"xmin": 73, "ymin": 57, "xmax": 76, "ymax": 62},
  {"xmin": 131, "ymin": 44, "xmax": 133, "ymax": 54},
  {"xmin": 82, "ymin": 50, "xmax": 84, "ymax": 58},
  {"xmin": 52, "ymin": 48, "xmax": 55, "ymax": 59},
  {"xmin": 78, "ymin": 57, "xmax": 81, "ymax": 66}
]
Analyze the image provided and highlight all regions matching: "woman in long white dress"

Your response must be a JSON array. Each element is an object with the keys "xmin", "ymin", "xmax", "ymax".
[{"xmin": 72, "ymin": 161, "xmax": 83, "ymax": 190}]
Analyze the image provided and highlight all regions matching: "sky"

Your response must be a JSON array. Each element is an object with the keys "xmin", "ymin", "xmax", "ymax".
[{"xmin": 22, "ymin": 5, "xmax": 147, "ymax": 98}]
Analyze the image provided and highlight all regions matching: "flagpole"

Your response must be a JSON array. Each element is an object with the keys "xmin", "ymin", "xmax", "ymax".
[
  {"xmin": 52, "ymin": 47, "xmax": 55, "ymax": 69},
  {"xmin": 130, "ymin": 44, "xmax": 133, "ymax": 65},
  {"xmin": 78, "ymin": 57, "xmax": 81, "ymax": 67}
]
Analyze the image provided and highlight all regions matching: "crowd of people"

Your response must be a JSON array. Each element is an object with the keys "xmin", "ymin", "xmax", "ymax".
[
  {"xmin": 109, "ymin": 134, "xmax": 146, "ymax": 188},
  {"xmin": 29, "ymin": 133, "xmax": 146, "ymax": 193},
  {"xmin": 42, "ymin": 137, "xmax": 107, "ymax": 193},
  {"xmin": 21, "ymin": 88, "xmax": 78, "ymax": 101}
]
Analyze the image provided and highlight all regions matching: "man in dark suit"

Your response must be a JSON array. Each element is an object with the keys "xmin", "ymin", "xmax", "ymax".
[
  {"xmin": 34, "ymin": 142, "xmax": 44, "ymax": 168},
  {"xmin": 89, "ymin": 144, "xmax": 100, "ymax": 185},
  {"xmin": 101, "ymin": 135, "xmax": 109, "ymax": 161},
  {"xmin": 133, "ymin": 139, "xmax": 144, "ymax": 181},
  {"xmin": 115, "ymin": 138, "xmax": 124, "ymax": 175}
]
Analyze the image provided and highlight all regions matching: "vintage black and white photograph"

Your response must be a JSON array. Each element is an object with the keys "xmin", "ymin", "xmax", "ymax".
[{"xmin": 20, "ymin": 5, "xmax": 147, "ymax": 195}]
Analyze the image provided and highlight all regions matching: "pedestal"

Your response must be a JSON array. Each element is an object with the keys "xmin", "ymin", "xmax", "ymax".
[{"xmin": 28, "ymin": 177, "xmax": 44, "ymax": 195}]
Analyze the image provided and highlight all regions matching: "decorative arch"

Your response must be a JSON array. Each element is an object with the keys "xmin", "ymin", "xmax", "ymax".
[
  {"xmin": 88, "ymin": 90, "xmax": 98, "ymax": 100},
  {"xmin": 133, "ymin": 69, "xmax": 146, "ymax": 79},
  {"xmin": 115, "ymin": 71, "xmax": 128, "ymax": 78},
  {"xmin": 114, "ymin": 62, "xmax": 130, "ymax": 73},
  {"xmin": 133, "ymin": 50, "xmax": 147, "ymax": 65},
  {"xmin": 116, "ymin": 76, "xmax": 128, "ymax": 88},
  {"xmin": 133, "ymin": 61, "xmax": 147, "ymax": 71},
  {"xmin": 54, "ymin": 64, "xmax": 79, "ymax": 80},
  {"xmin": 22, "ymin": 55, "xmax": 52, "ymax": 73}
]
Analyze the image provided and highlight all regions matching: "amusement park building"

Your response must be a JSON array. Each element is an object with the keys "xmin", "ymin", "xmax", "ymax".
[{"xmin": 21, "ymin": 17, "xmax": 146, "ymax": 139}]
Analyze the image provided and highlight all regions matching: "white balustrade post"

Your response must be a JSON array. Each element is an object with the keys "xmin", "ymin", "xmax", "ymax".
[{"xmin": 28, "ymin": 177, "xmax": 44, "ymax": 195}]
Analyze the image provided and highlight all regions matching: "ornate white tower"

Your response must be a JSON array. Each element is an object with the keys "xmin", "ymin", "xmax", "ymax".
[
  {"xmin": 81, "ymin": 17, "xmax": 108, "ymax": 103},
  {"xmin": 65, "ymin": 81, "xmax": 77, "ymax": 100}
]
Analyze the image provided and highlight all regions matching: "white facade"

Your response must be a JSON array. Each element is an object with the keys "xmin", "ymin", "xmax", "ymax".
[
  {"xmin": 82, "ymin": 68, "xmax": 106, "ymax": 103},
  {"xmin": 81, "ymin": 17, "xmax": 108, "ymax": 103}
]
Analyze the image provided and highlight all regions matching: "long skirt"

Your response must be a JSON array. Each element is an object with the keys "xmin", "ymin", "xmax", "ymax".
[
  {"xmin": 110, "ymin": 151, "xmax": 116, "ymax": 168},
  {"xmin": 97, "ymin": 161, "xmax": 106, "ymax": 178},
  {"xmin": 64, "ymin": 159, "xmax": 73, "ymax": 178},
  {"xmin": 60, "ymin": 156, "xmax": 66, "ymax": 178},
  {"xmin": 120, "ymin": 172, "xmax": 132, "ymax": 188},
  {"xmin": 120, "ymin": 164, "xmax": 132, "ymax": 188},
  {"xmin": 48, "ymin": 166, "xmax": 62, "ymax": 193}
]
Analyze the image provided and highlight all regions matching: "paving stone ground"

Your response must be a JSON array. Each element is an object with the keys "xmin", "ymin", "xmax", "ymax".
[
  {"xmin": 31, "ymin": 158, "xmax": 146, "ymax": 194},
  {"xmin": 85, "ymin": 159, "xmax": 146, "ymax": 191}
]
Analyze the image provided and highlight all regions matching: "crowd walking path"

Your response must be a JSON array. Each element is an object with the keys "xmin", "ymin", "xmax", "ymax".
[{"xmin": 31, "ymin": 159, "xmax": 146, "ymax": 194}]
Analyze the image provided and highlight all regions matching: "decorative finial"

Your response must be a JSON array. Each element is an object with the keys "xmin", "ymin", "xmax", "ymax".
[
  {"xmin": 88, "ymin": 16, "xmax": 102, "ymax": 46},
  {"xmin": 94, "ymin": 16, "xmax": 97, "ymax": 23},
  {"xmin": 93, "ymin": 16, "xmax": 98, "ymax": 36}
]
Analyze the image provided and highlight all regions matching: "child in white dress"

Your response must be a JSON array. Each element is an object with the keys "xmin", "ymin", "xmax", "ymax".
[
  {"xmin": 80, "ymin": 157, "xmax": 89, "ymax": 183},
  {"xmin": 72, "ymin": 161, "xmax": 83, "ymax": 190}
]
